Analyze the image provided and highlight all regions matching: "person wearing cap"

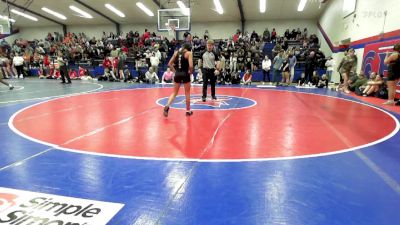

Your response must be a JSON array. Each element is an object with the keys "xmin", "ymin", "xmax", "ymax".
[
  {"xmin": 384, "ymin": 43, "xmax": 400, "ymax": 105},
  {"xmin": 200, "ymin": 39, "xmax": 221, "ymax": 102},
  {"xmin": 163, "ymin": 43, "xmax": 194, "ymax": 117}
]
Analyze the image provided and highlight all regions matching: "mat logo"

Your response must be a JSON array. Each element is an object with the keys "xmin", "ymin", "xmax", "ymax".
[
  {"xmin": 0, "ymin": 193, "xmax": 18, "ymax": 214},
  {"xmin": 157, "ymin": 95, "xmax": 257, "ymax": 110},
  {"xmin": 177, "ymin": 96, "xmax": 232, "ymax": 108},
  {"xmin": 0, "ymin": 187, "xmax": 124, "ymax": 225}
]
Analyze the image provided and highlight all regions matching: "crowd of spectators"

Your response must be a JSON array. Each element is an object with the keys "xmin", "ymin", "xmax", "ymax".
[{"xmin": 0, "ymin": 27, "xmax": 327, "ymax": 86}]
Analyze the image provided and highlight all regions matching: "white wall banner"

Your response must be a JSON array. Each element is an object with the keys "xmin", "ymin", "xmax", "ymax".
[{"xmin": 0, "ymin": 187, "xmax": 124, "ymax": 225}]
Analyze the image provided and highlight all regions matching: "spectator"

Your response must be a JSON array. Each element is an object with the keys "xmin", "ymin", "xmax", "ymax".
[
  {"xmin": 12, "ymin": 53, "xmax": 24, "ymax": 78},
  {"xmin": 349, "ymin": 72, "xmax": 368, "ymax": 92},
  {"xmin": 162, "ymin": 68, "xmax": 174, "ymax": 83},
  {"xmin": 145, "ymin": 67, "xmax": 159, "ymax": 84},
  {"xmin": 337, "ymin": 48, "xmax": 357, "ymax": 93},
  {"xmin": 118, "ymin": 51, "xmax": 127, "ymax": 80},
  {"xmin": 311, "ymin": 71, "xmax": 320, "ymax": 86},
  {"xmin": 272, "ymin": 50, "xmax": 284, "ymax": 86},
  {"xmin": 196, "ymin": 68, "xmax": 203, "ymax": 83},
  {"xmin": 150, "ymin": 52, "xmax": 160, "ymax": 74},
  {"xmin": 262, "ymin": 55, "xmax": 271, "ymax": 84},
  {"xmin": 231, "ymin": 70, "xmax": 241, "ymax": 84},
  {"xmin": 242, "ymin": 69, "xmax": 252, "ymax": 85},
  {"xmin": 288, "ymin": 52, "xmax": 297, "ymax": 83},
  {"xmin": 304, "ymin": 51, "xmax": 317, "ymax": 82},
  {"xmin": 297, "ymin": 73, "xmax": 306, "ymax": 86},
  {"xmin": 362, "ymin": 73, "xmax": 383, "ymax": 97},
  {"xmin": 271, "ymin": 28, "xmax": 277, "ymax": 43},
  {"xmin": 317, "ymin": 74, "xmax": 329, "ymax": 88},
  {"xmin": 325, "ymin": 56, "xmax": 335, "ymax": 82},
  {"xmin": 263, "ymin": 28, "xmax": 270, "ymax": 42},
  {"xmin": 102, "ymin": 55, "xmax": 117, "ymax": 81}
]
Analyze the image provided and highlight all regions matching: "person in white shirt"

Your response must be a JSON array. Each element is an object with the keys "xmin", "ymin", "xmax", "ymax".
[
  {"xmin": 196, "ymin": 68, "xmax": 203, "ymax": 83},
  {"xmin": 230, "ymin": 53, "xmax": 237, "ymax": 73},
  {"xmin": 155, "ymin": 49, "xmax": 162, "ymax": 61},
  {"xmin": 150, "ymin": 52, "xmax": 160, "ymax": 74},
  {"xmin": 12, "ymin": 53, "xmax": 24, "ymax": 78},
  {"xmin": 145, "ymin": 67, "xmax": 159, "ymax": 84},
  {"xmin": 220, "ymin": 55, "xmax": 226, "ymax": 73},
  {"xmin": 325, "ymin": 56, "xmax": 335, "ymax": 82},
  {"xmin": 262, "ymin": 55, "xmax": 271, "ymax": 84}
]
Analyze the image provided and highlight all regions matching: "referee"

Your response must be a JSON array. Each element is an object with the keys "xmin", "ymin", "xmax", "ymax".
[{"xmin": 200, "ymin": 39, "xmax": 221, "ymax": 102}]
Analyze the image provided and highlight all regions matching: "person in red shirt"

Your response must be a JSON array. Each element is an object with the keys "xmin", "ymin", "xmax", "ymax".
[
  {"xmin": 242, "ymin": 70, "xmax": 252, "ymax": 85},
  {"xmin": 69, "ymin": 69, "xmax": 78, "ymax": 80},
  {"xmin": 142, "ymin": 29, "xmax": 151, "ymax": 43},
  {"xmin": 42, "ymin": 54, "xmax": 51, "ymax": 77},
  {"xmin": 271, "ymin": 28, "xmax": 277, "ymax": 43},
  {"xmin": 112, "ymin": 57, "xmax": 119, "ymax": 80},
  {"xmin": 78, "ymin": 66, "xmax": 86, "ymax": 77},
  {"xmin": 122, "ymin": 46, "xmax": 128, "ymax": 53},
  {"xmin": 102, "ymin": 55, "xmax": 117, "ymax": 81}
]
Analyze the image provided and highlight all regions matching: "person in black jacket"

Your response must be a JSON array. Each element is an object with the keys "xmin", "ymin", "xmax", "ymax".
[{"xmin": 304, "ymin": 51, "xmax": 317, "ymax": 82}]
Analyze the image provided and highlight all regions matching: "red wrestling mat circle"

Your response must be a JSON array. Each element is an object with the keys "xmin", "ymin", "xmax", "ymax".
[{"xmin": 10, "ymin": 88, "xmax": 398, "ymax": 160}]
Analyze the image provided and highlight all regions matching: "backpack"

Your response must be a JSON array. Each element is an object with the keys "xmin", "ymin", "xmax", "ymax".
[
  {"xmin": 355, "ymin": 87, "xmax": 363, "ymax": 96},
  {"xmin": 375, "ymin": 83, "xmax": 388, "ymax": 99}
]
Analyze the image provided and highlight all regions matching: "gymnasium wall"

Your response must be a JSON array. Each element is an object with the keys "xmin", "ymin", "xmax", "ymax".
[
  {"xmin": 318, "ymin": 0, "xmax": 400, "ymax": 82},
  {"xmin": 246, "ymin": 19, "xmax": 318, "ymax": 38},
  {"xmin": 6, "ymin": 19, "xmax": 321, "ymax": 42}
]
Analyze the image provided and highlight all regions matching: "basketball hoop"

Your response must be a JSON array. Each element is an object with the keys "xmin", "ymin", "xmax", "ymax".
[{"xmin": 168, "ymin": 24, "xmax": 176, "ymax": 39}]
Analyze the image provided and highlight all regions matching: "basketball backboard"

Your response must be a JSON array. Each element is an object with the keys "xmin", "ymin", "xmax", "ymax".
[
  {"xmin": 0, "ymin": 17, "xmax": 11, "ymax": 35},
  {"xmin": 158, "ymin": 8, "xmax": 190, "ymax": 31}
]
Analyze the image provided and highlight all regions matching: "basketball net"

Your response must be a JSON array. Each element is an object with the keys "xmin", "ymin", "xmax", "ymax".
[{"xmin": 168, "ymin": 25, "xmax": 176, "ymax": 40}]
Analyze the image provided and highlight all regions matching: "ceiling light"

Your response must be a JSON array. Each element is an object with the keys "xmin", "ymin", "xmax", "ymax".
[
  {"xmin": 105, "ymin": 3, "xmax": 125, "ymax": 17},
  {"xmin": 69, "ymin": 5, "xmax": 93, "ymax": 19},
  {"xmin": 136, "ymin": 2, "xmax": 154, "ymax": 17},
  {"xmin": 0, "ymin": 15, "xmax": 15, "ymax": 23},
  {"xmin": 213, "ymin": 0, "xmax": 223, "ymax": 14},
  {"xmin": 298, "ymin": 0, "xmax": 307, "ymax": 12},
  {"xmin": 260, "ymin": 0, "xmax": 266, "ymax": 13},
  {"xmin": 10, "ymin": 9, "xmax": 38, "ymax": 21},
  {"xmin": 41, "ymin": 7, "xmax": 67, "ymax": 20},
  {"xmin": 177, "ymin": 1, "xmax": 190, "ymax": 16}
]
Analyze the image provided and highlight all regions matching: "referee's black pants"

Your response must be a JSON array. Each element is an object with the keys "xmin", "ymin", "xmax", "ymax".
[
  {"xmin": 202, "ymin": 68, "xmax": 217, "ymax": 99},
  {"xmin": 60, "ymin": 65, "xmax": 71, "ymax": 83}
]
